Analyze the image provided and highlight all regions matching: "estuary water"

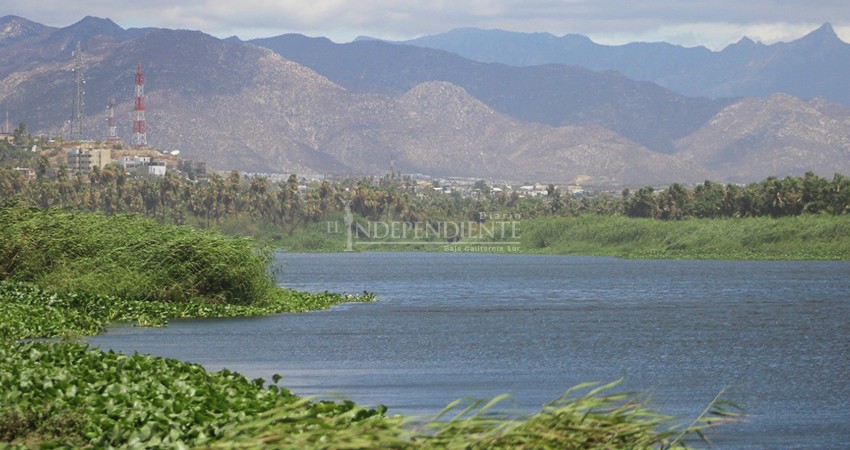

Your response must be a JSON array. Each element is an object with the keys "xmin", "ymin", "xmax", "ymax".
[{"xmin": 90, "ymin": 253, "xmax": 850, "ymax": 449}]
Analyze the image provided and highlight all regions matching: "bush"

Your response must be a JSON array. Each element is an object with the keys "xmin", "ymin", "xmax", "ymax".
[{"xmin": 0, "ymin": 202, "xmax": 276, "ymax": 305}]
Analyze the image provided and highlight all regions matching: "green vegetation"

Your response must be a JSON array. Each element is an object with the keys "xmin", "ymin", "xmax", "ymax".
[
  {"xmin": 0, "ymin": 343, "xmax": 736, "ymax": 449},
  {"xmin": 0, "ymin": 341, "xmax": 384, "ymax": 449},
  {"xmin": 522, "ymin": 214, "xmax": 850, "ymax": 259},
  {"xmin": 0, "ymin": 201, "xmax": 738, "ymax": 448},
  {"xmin": 2, "ymin": 163, "xmax": 848, "ymax": 258},
  {"xmin": 0, "ymin": 201, "xmax": 375, "ymax": 339},
  {"xmin": 0, "ymin": 281, "xmax": 374, "ymax": 340},
  {"xmin": 1, "ymin": 201, "xmax": 281, "ymax": 305},
  {"xmin": 205, "ymin": 381, "xmax": 737, "ymax": 450}
]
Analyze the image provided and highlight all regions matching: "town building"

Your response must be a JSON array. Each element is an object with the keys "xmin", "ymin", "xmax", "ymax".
[
  {"xmin": 119, "ymin": 155, "xmax": 167, "ymax": 176},
  {"xmin": 67, "ymin": 147, "xmax": 112, "ymax": 172},
  {"xmin": 138, "ymin": 161, "xmax": 166, "ymax": 177},
  {"xmin": 13, "ymin": 167, "xmax": 36, "ymax": 180}
]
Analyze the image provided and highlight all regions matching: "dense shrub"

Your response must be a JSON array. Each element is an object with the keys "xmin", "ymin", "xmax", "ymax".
[{"xmin": 0, "ymin": 202, "xmax": 276, "ymax": 305}]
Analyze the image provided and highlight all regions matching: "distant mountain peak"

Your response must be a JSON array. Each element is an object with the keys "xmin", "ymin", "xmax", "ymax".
[
  {"xmin": 43, "ymin": 15, "xmax": 130, "ymax": 50},
  {"xmin": 63, "ymin": 15, "xmax": 126, "ymax": 37},
  {"xmin": 800, "ymin": 22, "xmax": 842, "ymax": 43},
  {"xmin": 722, "ymin": 36, "xmax": 763, "ymax": 53},
  {"xmin": 0, "ymin": 14, "xmax": 27, "ymax": 25},
  {"xmin": 72, "ymin": 15, "xmax": 121, "ymax": 29},
  {"xmin": 815, "ymin": 22, "xmax": 835, "ymax": 34},
  {"xmin": 0, "ymin": 15, "xmax": 49, "ymax": 46}
]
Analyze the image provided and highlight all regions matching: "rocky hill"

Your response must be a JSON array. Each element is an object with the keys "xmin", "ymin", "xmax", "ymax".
[
  {"xmin": 676, "ymin": 94, "xmax": 850, "ymax": 182},
  {"xmin": 250, "ymin": 34, "xmax": 729, "ymax": 153}
]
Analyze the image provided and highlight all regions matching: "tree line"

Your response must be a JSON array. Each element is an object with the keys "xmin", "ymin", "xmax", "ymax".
[
  {"xmin": 1, "ymin": 164, "xmax": 848, "ymax": 235},
  {"xmin": 619, "ymin": 174, "xmax": 850, "ymax": 219}
]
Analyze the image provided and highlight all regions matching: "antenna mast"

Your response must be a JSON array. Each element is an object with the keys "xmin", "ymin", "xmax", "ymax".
[
  {"xmin": 133, "ymin": 62, "xmax": 147, "ymax": 147},
  {"xmin": 106, "ymin": 98, "xmax": 119, "ymax": 142},
  {"xmin": 71, "ymin": 41, "xmax": 85, "ymax": 141}
]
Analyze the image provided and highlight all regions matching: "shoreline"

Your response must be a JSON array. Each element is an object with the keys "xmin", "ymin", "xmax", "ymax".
[{"xmin": 267, "ymin": 215, "xmax": 850, "ymax": 260}]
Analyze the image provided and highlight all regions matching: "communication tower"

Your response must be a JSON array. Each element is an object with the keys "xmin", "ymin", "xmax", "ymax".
[
  {"xmin": 71, "ymin": 41, "xmax": 85, "ymax": 141},
  {"xmin": 133, "ymin": 62, "xmax": 147, "ymax": 147},
  {"xmin": 106, "ymin": 98, "xmax": 120, "ymax": 142}
]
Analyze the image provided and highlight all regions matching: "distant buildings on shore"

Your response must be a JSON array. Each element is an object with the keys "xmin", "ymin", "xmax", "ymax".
[{"xmin": 57, "ymin": 142, "xmax": 208, "ymax": 179}]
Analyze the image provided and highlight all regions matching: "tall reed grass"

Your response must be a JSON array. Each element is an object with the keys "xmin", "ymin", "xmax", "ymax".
[
  {"xmin": 522, "ymin": 215, "xmax": 850, "ymax": 259},
  {"xmin": 0, "ymin": 202, "xmax": 277, "ymax": 305}
]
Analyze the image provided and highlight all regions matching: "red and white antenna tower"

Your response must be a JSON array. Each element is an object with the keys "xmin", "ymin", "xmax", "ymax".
[{"xmin": 133, "ymin": 62, "xmax": 147, "ymax": 147}]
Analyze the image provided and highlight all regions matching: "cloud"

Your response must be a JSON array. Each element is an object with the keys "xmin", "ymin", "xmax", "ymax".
[{"xmin": 3, "ymin": 0, "xmax": 847, "ymax": 46}]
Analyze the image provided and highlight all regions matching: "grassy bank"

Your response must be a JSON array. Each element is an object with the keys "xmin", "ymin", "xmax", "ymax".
[
  {"xmin": 250, "ymin": 213, "xmax": 850, "ymax": 260},
  {"xmin": 520, "ymin": 215, "xmax": 850, "ymax": 259}
]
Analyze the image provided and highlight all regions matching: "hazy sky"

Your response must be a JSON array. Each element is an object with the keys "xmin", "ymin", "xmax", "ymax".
[{"xmin": 4, "ymin": 0, "xmax": 848, "ymax": 49}]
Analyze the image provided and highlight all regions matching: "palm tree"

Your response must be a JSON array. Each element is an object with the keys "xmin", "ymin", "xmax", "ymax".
[
  {"xmin": 626, "ymin": 186, "xmax": 658, "ymax": 218},
  {"xmin": 658, "ymin": 183, "xmax": 691, "ymax": 220},
  {"xmin": 247, "ymin": 175, "xmax": 271, "ymax": 220}
]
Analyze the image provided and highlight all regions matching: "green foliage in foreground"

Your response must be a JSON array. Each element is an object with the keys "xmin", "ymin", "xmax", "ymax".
[
  {"xmin": 522, "ymin": 214, "xmax": 850, "ymax": 259},
  {"xmin": 0, "ymin": 203, "xmax": 277, "ymax": 305},
  {"xmin": 0, "ymin": 343, "xmax": 737, "ymax": 449},
  {"xmin": 0, "ymin": 342, "xmax": 382, "ymax": 449},
  {"xmin": 0, "ymin": 281, "xmax": 375, "ymax": 341}
]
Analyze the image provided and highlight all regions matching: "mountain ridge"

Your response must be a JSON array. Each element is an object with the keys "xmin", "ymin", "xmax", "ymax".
[
  {"xmin": 249, "ymin": 33, "xmax": 730, "ymax": 153},
  {"xmin": 396, "ymin": 23, "xmax": 850, "ymax": 106},
  {"xmin": 1, "ymin": 16, "xmax": 849, "ymax": 186}
]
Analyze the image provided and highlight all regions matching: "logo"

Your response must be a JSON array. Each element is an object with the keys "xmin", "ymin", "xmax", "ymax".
[{"xmin": 327, "ymin": 206, "xmax": 521, "ymax": 253}]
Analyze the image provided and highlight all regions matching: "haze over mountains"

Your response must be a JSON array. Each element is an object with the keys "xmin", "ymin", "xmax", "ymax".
[
  {"xmin": 397, "ymin": 24, "xmax": 850, "ymax": 107},
  {"xmin": 1, "ymin": 15, "xmax": 849, "ymax": 186}
]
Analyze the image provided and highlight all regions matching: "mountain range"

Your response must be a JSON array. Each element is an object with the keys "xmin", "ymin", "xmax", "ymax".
[
  {"xmin": 396, "ymin": 24, "xmax": 850, "ymax": 107},
  {"xmin": 1, "ymin": 15, "xmax": 849, "ymax": 186}
]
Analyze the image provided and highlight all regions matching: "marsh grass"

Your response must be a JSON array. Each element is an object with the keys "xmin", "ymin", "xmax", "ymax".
[
  {"xmin": 201, "ymin": 380, "xmax": 740, "ymax": 450},
  {"xmin": 522, "ymin": 215, "xmax": 850, "ymax": 259},
  {"xmin": 236, "ymin": 210, "xmax": 850, "ymax": 259},
  {"xmin": 0, "ymin": 202, "xmax": 279, "ymax": 305}
]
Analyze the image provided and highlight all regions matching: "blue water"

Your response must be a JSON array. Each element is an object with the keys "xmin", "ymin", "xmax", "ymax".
[{"xmin": 90, "ymin": 253, "xmax": 850, "ymax": 449}]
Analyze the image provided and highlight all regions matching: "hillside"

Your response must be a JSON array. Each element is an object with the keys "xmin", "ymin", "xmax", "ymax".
[
  {"xmin": 250, "ymin": 34, "xmax": 728, "ymax": 153},
  {"xmin": 1, "ymin": 16, "xmax": 849, "ymax": 185},
  {"xmin": 676, "ymin": 94, "xmax": 850, "ymax": 182}
]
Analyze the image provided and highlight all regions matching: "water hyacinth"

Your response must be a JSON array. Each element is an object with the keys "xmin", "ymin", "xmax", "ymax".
[{"xmin": 0, "ymin": 343, "xmax": 737, "ymax": 449}]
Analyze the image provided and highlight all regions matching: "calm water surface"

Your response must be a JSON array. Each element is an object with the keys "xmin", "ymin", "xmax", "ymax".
[{"xmin": 90, "ymin": 253, "xmax": 850, "ymax": 449}]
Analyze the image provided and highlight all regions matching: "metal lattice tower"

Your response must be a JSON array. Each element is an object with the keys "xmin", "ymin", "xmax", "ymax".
[
  {"xmin": 71, "ymin": 41, "xmax": 85, "ymax": 141},
  {"xmin": 106, "ymin": 98, "xmax": 119, "ymax": 142},
  {"xmin": 133, "ymin": 62, "xmax": 147, "ymax": 147}
]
